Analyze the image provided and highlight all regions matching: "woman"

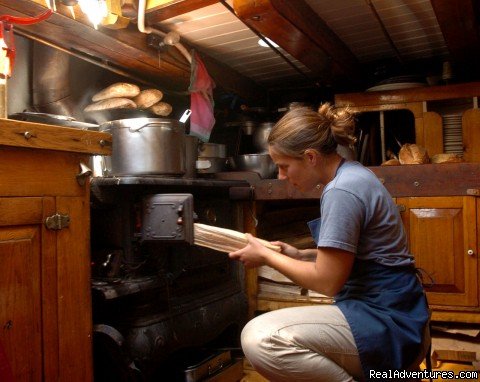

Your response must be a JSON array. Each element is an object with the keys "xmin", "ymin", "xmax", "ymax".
[{"xmin": 229, "ymin": 104, "xmax": 430, "ymax": 381}]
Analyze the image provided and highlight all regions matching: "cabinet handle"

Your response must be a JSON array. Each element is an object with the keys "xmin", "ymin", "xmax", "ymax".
[
  {"xmin": 45, "ymin": 213, "xmax": 70, "ymax": 230},
  {"xmin": 76, "ymin": 162, "xmax": 92, "ymax": 186},
  {"xmin": 467, "ymin": 249, "xmax": 474, "ymax": 256}
]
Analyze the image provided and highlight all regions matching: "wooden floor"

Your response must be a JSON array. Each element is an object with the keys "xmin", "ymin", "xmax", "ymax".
[
  {"xmin": 240, "ymin": 358, "xmax": 479, "ymax": 382},
  {"xmin": 241, "ymin": 358, "xmax": 268, "ymax": 382}
]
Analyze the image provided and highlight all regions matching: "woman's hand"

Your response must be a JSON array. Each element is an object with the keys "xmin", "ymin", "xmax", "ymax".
[
  {"xmin": 270, "ymin": 240, "xmax": 301, "ymax": 258},
  {"xmin": 228, "ymin": 234, "xmax": 273, "ymax": 268},
  {"xmin": 271, "ymin": 241, "xmax": 317, "ymax": 261}
]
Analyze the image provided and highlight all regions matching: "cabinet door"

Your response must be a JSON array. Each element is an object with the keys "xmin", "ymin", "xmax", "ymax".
[
  {"xmin": 56, "ymin": 196, "xmax": 93, "ymax": 382},
  {"xmin": 0, "ymin": 197, "xmax": 53, "ymax": 381},
  {"xmin": 397, "ymin": 196, "xmax": 478, "ymax": 307}
]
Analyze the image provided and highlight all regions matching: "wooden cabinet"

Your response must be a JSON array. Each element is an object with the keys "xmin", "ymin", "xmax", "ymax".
[
  {"xmin": 0, "ymin": 198, "xmax": 44, "ymax": 381},
  {"xmin": 396, "ymin": 196, "xmax": 479, "ymax": 322},
  {"xmin": 0, "ymin": 119, "xmax": 111, "ymax": 381},
  {"xmin": 335, "ymin": 82, "xmax": 480, "ymax": 164}
]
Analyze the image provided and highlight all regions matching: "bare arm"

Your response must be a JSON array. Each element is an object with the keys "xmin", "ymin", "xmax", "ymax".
[
  {"xmin": 270, "ymin": 240, "xmax": 317, "ymax": 261},
  {"xmin": 229, "ymin": 234, "xmax": 354, "ymax": 297}
]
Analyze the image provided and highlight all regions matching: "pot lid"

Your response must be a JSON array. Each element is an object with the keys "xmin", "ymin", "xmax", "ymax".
[{"xmin": 9, "ymin": 111, "xmax": 99, "ymax": 130}]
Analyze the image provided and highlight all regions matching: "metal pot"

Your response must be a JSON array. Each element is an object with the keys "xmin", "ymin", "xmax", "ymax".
[
  {"xmin": 196, "ymin": 143, "xmax": 227, "ymax": 174},
  {"xmin": 224, "ymin": 120, "xmax": 257, "ymax": 135},
  {"xmin": 84, "ymin": 108, "xmax": 156, "ymax": 125},
  {"xmin": 100, "ymin": 118, "xmax": 185, "ymax": 176},
  {"xmin": 252, "ymin": 121, "xmax": 274, "ymax": 153},
  {"xmin": 197, "ymin": 142, "xmax": 226, "ymax": 158},
  {"xmin": 229, "ymin": 154, "xmax": 278, "ymax": 179},
  {"xmin": 90, "ymin": 155, "xmax": 112, "ymax": 177},
  {"xmin": 196, "ymin": 157, "xmax": 227, "ymax": 174}
]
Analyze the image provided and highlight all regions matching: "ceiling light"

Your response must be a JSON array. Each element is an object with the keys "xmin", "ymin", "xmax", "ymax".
[
  {"xmin": 78, "ymin": 0, "xmax": 108, "ymax": 29},
  {"xmin": 258, "ymin": 37, "xmax": 279, "ymax": 48}
]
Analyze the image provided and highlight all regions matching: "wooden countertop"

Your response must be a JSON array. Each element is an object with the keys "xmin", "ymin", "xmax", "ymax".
[{"xmin": 0, "ymin": 118, "xmax": 112, "ymax": 155}]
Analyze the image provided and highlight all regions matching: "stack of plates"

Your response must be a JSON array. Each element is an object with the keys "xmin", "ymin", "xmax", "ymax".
[
  {"xmin": 366, "ymin": 75, "xmax": 427, "ymax": 92},
  {"xmin": 443, "ymin": 113, "xmax": 463, "ymax": 154},
  {"xmin": 366, "ymin": 82, "xmax": 426, "ymax": 92}
]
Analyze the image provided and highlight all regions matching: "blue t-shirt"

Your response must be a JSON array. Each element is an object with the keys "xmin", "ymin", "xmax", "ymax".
[
  {"xmin": 308, "ymin": 161, "xmax": 429, "ymax": 376},
  {"xmin": 313, "ymin": 160, "xmax": 413, "ymax": 267}
]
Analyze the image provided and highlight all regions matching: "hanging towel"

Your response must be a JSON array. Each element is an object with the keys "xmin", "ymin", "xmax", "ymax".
[{"xmin": 189, "ymin": 52, "xmax": 216, "ymax": 142}]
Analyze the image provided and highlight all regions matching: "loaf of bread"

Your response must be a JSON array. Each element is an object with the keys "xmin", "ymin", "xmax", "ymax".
[
  {"xmin": 150, "ymin": 101, "xmax": 172, "ymax": 116},
  {"xmin": 431, "ymin": 153, "xmax": 464, "ymax": 164},
  {"xmin": 133, "ymin": 89, "xmax": 163, "ymax": 109},
  {"xmin": 84, "ymin": 97, "xmax": 137, "ymax": 112},
  {"xmin": 398, "ymin": 144, "xmax": 430, "ymax": 165},
  {"xmin": 381, "ymin": 158, "xmax": 401, "ymax": 166},
  {"xmin": 92, "ymin": 82, "xmax": 140, "ymax": 102}
]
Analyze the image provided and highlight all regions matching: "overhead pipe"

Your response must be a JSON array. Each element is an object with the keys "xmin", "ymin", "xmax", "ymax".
[
  {"xmin": 15, "ymin": 28, "xmax": 187, "ymax": 97},
  {"xmin": 137, "ymin": 0, "xmax": 192, "ymax": 64},
  {"xmin": 32, "ymin": 42, "xmax": 76, "ymax": 116}
]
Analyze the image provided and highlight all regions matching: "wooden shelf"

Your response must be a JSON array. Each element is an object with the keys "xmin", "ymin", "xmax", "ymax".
[
  {"xmin": 249, "ymin": 163, "xmax": 480, "ymax": 200},
  {"xmin": 335, "ymin": 82, "xmax": 480, "ymax": 107},
  {"xmin": 0, "ymin": 118, "xmax": 111, "ymax": 155}
]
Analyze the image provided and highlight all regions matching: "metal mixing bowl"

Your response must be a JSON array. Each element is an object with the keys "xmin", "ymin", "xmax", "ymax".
[{"xmin": 229, "ymin": 154, "xmax": 278, "ymax": 179}]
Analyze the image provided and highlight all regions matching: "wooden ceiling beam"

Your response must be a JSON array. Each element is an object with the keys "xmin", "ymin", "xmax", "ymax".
[
  {"xmin": 1, "ymin": 0, "xmax": 265, "ymax": 102},
  {"xmin": 430, "ymin": 0, "xmax": 480, "ymax": 72},
  {"xmin": 233, "ymin": 0, "xmax": 364, "ymax": 87},
  {"xmin": 146, "ymin": 0, "xmax": 221, "ymax": 24}
]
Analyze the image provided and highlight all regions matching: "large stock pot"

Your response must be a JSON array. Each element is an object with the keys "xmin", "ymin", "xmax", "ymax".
[{"xmin": 100, "ymin": 118, "xmax": 185, "ymax": 176}]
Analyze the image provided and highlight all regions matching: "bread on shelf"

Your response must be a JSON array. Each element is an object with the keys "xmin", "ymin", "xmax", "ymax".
[
  {"xmin": 381, "ymin": 158, "xmax": 401, "ymax": 166},
  {"xmin": 398, "ymin": 143, "xmax": 430, "ymax": 165},
  {"xmin": 431, "ymin": 153, "xmax": 464, "ymax": 164}
]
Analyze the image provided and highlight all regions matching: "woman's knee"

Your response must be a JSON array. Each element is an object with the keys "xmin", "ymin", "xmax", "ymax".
[{"xmin": 241, "ymin": 317, "xmax": 271, "ymax": 362}]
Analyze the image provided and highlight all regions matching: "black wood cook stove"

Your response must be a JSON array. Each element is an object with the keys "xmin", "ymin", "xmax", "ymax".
[{"xmin": 89, "ymin": 176, "xmax": 250, "ymax": 381}]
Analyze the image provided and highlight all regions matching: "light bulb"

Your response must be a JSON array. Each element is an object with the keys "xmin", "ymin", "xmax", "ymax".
[{"xmin": 78, "ymin": 0, "xmax": 108, "ymax": 29}]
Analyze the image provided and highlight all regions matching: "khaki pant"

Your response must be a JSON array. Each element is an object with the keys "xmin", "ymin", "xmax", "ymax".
[{"xmin": 241, "ymin": 305, "xmax": 364, "ymax": 382}]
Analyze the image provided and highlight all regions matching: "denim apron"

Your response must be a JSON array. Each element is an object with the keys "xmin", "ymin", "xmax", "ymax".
[{"xmin": 308, "ymin": 218, "xmax": 429, "ymax": 379}]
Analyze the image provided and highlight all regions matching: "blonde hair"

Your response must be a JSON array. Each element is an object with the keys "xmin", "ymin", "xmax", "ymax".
[{"xmin": 268, "ymin": 103, "xmax": 356, "ymax": 157}]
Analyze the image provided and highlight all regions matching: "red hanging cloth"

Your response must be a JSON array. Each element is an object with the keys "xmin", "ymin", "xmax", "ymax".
[{"xmin": 188, "ymin": 52, "xmax": 216, "ymax": 142}]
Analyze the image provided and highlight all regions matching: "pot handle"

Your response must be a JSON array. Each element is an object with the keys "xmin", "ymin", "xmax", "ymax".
[
  {"xmin": 196, "ymin": 159, "xmax": 212, "ymax": 170},
  {"xmin": 179, "ymin": 109, "xmax": 192, "ymax": 123},
  {"xmin": 128, "ymin": 120, "xmax": 152, "ymax": 132}
]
